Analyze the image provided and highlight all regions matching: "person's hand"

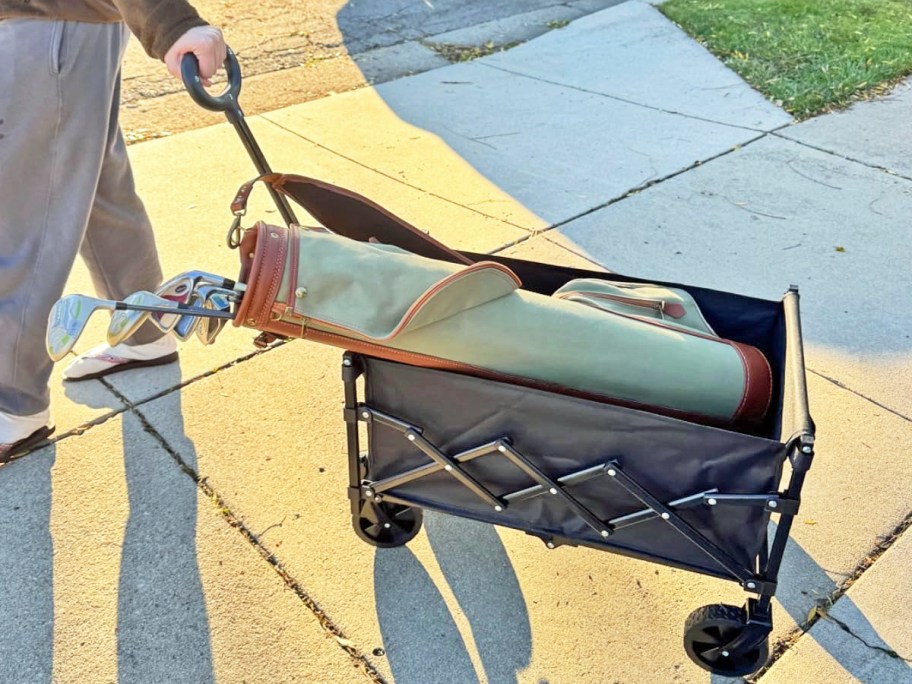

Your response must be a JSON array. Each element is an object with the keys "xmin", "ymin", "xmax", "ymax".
[{"xmin": 164, "ymin": 26, "xmax": 227, "ymax": 86}]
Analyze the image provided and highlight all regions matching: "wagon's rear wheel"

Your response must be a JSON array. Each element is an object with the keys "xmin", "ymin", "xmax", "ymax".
[
  {"xmin": 683, "ymin": 604, "xmax": 769, "ymax": 677},
  {"xmin": 353, "ymin": 499, "xmax": 423, "ymax": 548}
]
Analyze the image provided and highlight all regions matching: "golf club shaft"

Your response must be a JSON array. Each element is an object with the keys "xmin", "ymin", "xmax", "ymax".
[{"xmin": 112, "ymin": 301, "xmax": 235, "ymax": 319}]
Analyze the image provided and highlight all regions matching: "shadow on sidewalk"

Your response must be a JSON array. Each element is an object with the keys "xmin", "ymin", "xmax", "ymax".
[
  {"xmin": 374, "ymin": 513, "xmax": 532, "ymax": 684},
  {"xmin": 46, "ymin": 364, "xmax": 215, "ymax": 683}
]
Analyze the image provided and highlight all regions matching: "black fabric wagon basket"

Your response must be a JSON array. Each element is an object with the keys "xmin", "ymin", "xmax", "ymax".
[{"xmin": 339, "ymin": 254, "xmax": 815, "ymax": 678}]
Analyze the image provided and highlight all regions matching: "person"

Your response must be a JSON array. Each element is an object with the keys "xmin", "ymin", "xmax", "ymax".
[{"xmin": 0, "ymin": 2, "xmax": 227, "ymax": 461}]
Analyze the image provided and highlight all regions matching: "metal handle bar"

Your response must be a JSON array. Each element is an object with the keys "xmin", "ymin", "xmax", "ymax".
[{"xmin": 180, "ymin": 49, "xmax": 298, "ymax": 228}]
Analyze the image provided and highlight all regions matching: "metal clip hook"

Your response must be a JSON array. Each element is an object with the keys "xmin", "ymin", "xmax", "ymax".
[{"xmin": 226, "ymin": 211, "xmax": 246, "ymax": 249}]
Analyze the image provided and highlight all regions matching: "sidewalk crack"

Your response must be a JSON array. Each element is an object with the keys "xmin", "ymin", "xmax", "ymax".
[
  {"xmin": 750, "ymin": 512, "xmax": 912, "ymax": 680},
  {"xmin": 120, "ymin": 398, "xmax": 388, "ymax": 684},
  {"xmin": 808, "ymin": 600, "xmax": 912, "ymax": 662},
  {"xmin": 488, "ymin": 130, "xmax": 770, "ymax": 255},
  {"xmin": 772, "ymin": 133, "xmax": 912, "ymax": 184},
  {"xmin": 807, "ymin": 368, "xmax": 912, "ymax": 424},
  {"xmin": 258, "ymin": 114, "xmax": 534, "ymax": 234},
  {"xmin": 479, "ymin": 62, "xmax": 784, "ymax": 134}
]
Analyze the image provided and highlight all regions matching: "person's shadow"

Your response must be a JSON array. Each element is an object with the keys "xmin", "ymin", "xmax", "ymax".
[
  {"xmin": 0, "ymin": 444, "xmax": 55, "ymax": 683},
  {"xmin": 0, "ymin": 362, "xmax": 215, "ymax": 683},
  {"xmin": 101, "ymin": 366, "xmax": 215, "ymax": 684}
]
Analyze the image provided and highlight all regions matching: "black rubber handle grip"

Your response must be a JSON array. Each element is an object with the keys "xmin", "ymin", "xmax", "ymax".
[{"xmin": 181, "ymin": 47, "xmax": 242, "ymax": 112}]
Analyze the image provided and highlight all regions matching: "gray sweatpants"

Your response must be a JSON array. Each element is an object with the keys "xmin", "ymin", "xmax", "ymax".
[{"xmin": 0, "ymin": 19, "xmax": 164, "ymax": 416}]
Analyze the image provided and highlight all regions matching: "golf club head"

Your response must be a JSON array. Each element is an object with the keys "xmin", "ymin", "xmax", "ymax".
[
  {"xmin": 172, "ymin": 293, "xmax": 203, "ymax": 342},
  {"xmin": 46, "ymin": 294, "xmax": 111, "ymax": 362},
  {"xmin": 195, "ymin": 292, "xmax": 232, "ymax": 345},
  {"xmin": 107, "ymin": 291, "xmax": 180, "ymax": 346},
  {"xmin": 155, "ymin": 277, "xmax": 197, "ymax": 330},
  {"xmin": 159, "ymin": 271, "xmax": 235, "ymax": 299}
]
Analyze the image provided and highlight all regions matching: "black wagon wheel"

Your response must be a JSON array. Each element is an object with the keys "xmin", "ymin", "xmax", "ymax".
[
  {"xmin": 683, "ymin": 604, "xmax": 770, "ymax": 677},
  {"xmin": 353, "ymin": 499, "xmax": 423, "ymax": 548}
]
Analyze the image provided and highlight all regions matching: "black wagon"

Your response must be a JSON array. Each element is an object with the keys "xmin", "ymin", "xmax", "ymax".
[
  {"xmin": 182, "ymin": 52, "xmax": 816, "ymax": 678},
  {"xmin": 341, "ymin": 258, "xmax": 813, "ymax": 678}
]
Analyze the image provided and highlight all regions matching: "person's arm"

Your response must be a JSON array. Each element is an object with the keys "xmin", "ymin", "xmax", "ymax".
[{"xmin": 113, "ymin": 0, "xmax": 227, "ymax": 82}]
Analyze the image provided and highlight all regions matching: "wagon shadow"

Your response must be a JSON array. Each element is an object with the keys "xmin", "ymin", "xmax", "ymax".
[{"xmin": 374, "ymin": 512, "xmax": 531, "ymax": 684}]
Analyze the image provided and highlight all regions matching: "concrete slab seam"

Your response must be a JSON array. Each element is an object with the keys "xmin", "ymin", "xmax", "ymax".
[
  {"xmin": 808, "ymin": 368, "xmax": 912, "ymax": 425},
  {"xmin": 258, "ymin": 113, "xmax": 537, "ymax": 234},
  {"xmin": 479, "ymin": 62, "xmax": 781, "ymax": 134},
  {"xmin": 772, "ymin": 131, "xmax": 912, "ymax": 185},
  {"xmin": 100, "ymin": 340, "xmax": 289, "ymax": 416},
  {"xmin": 122, "ymin": 398, "xmax": 388, "ymax": 683},
  {"xmin": 488, "ymin": 127, "xmax": 774, "ymax": 255},
  {"xmin": 749, "ymin": 512, "xmax": 912, "ymax": 680}
]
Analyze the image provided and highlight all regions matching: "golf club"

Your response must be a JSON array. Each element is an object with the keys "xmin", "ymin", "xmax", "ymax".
[
  {"xmin": 106, "ymin": 277, "xmax": 205, "ymax": 346},
  {"xmin": 172, "ymin": 284, "xmax": 240, "ymax": 343},
  {"xmin": 47, "ymin": 293, "xmax": 234, "ymax": 362},
  {"xmin": 196, "ymin": 290, "xmax": 234, "ymax": 345}
]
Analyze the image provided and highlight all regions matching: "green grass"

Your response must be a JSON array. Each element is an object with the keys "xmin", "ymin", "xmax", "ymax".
[{"xmin": 660, "ymin": 0, "xmax": 912, "ymax": 118}]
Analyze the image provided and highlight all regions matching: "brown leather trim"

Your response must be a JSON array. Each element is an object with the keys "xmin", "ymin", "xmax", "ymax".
[
  {"xmin": 232, "ymin": 222, "xmax": 288, "ymax": 329},
  {"xmin": 237, "ymin": 226, "xmax": 259, "ymax": 284},
  {"xmin": 730, "ymin": 341, "xmax": 773, "ymax": 422},
  {"xmin": 231, "ymin": 173, "xmax": 284, "ymax": 214}
]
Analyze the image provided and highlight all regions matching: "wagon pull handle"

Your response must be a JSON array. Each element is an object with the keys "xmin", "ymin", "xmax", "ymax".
[
  {"xmin": 180, "ymin": 47, "xmax": 243, "ymax": 112},
  {"xmin": 181, "ymin": 48, "xmax": 298, "ymax": 229}
]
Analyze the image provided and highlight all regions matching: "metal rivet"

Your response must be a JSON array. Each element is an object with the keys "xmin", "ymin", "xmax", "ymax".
[
  {"xmin": 270, "ymin": 232, "xmax": 278, "ymax": 238},
  {"xmin": 497, "ymin": 445, "xmax": 506, "ymax": 452},
  {"xmin": 600, "ymin": 530, "xmax": 610, "ymax": 538},
  {"xmin": 607, "ymin": 469, "xmax": 617, "ymax": 477},
  {"xmin": 721, "ymin": 650, "xmax": 730, "ymax": 658},
  {"xmin": 747, "ymin": 582, "xmax": 756, "ymax": 589},
  {"xmin": 444, "ymin": 465, "xmax": 453, "ymax": 472},
  {"xmin": 342, "ymin": 358, "xmax": 352, "ymax": 366},
  {"xmin": 295, "ymin": 287, "xmax": 308, "ymax": 298},
  {"xmin": 362, "ymin": 411, "xmax": 369, "ymax": 419},
  {"xmin": 708, "ymin": 498, "xmax": 717, "ymax": 506},
  {"xmin": 248, "ymin": 252, "xmax": 255, "ymax": 259},
  {"xmin": 768, "ymin": 500, "xmax": 778, "ymax": 509},
  {"xmin": 661, "ymin": 512, "xmax": 670, "ymax": 520},
  {"xmin": 801, "ymin": 445, "xmax": 812, "ymax": 454},
  {"xmin": 546, "ymin": 542, "xmax": 555, "ymax": 549},
  {"xmin": 364, "ymin": 490, "xmax": 373, "ymax": 498},
  {"xmin": 383, "ymin": 523, "xmax": 391, "ymax": 529},
  {"xmin": 494, "ymin": 505, "xmax": 503, "ymax": 512},
  {"xmin": 407, "ymin": 434, "xmax": 416, "ymax": 441},
  {"xmin": 549, "ymin": 487, "xmax": 558, "ymax": 495}
]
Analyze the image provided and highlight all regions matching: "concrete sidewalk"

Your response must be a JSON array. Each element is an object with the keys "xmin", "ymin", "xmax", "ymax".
[{"xmin": 2, "ymin": 1, "xmax": 910, "ymax": 682}]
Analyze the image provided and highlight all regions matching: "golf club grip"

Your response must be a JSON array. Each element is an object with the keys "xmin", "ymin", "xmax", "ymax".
[{"xmin": 181, "ymin": 48, "xmax": 242, "ymax": 112}]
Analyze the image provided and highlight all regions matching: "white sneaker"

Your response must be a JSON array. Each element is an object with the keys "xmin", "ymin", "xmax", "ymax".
[
  {"xmin": 0, "ymin": 409, "xmax": 55, "ymax": 463},
  {"xmin": 63, "ymin": 336, "xmax": 179, "ymax": 381}
]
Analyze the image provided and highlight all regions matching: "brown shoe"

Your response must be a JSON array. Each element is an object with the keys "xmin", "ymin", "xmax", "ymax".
[{"xmin": 0, "ymin": 425, "xmax": 56, "ymax": 465}]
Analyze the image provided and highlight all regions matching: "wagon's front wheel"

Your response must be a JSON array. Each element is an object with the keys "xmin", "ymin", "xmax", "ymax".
[
  {"xmin": 353, "ymin": 499, "xmax": 423, "ymax": 548},
  {"xmin": 683, "ymin": 604, "xmax": 770, "ymax": 677}
]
